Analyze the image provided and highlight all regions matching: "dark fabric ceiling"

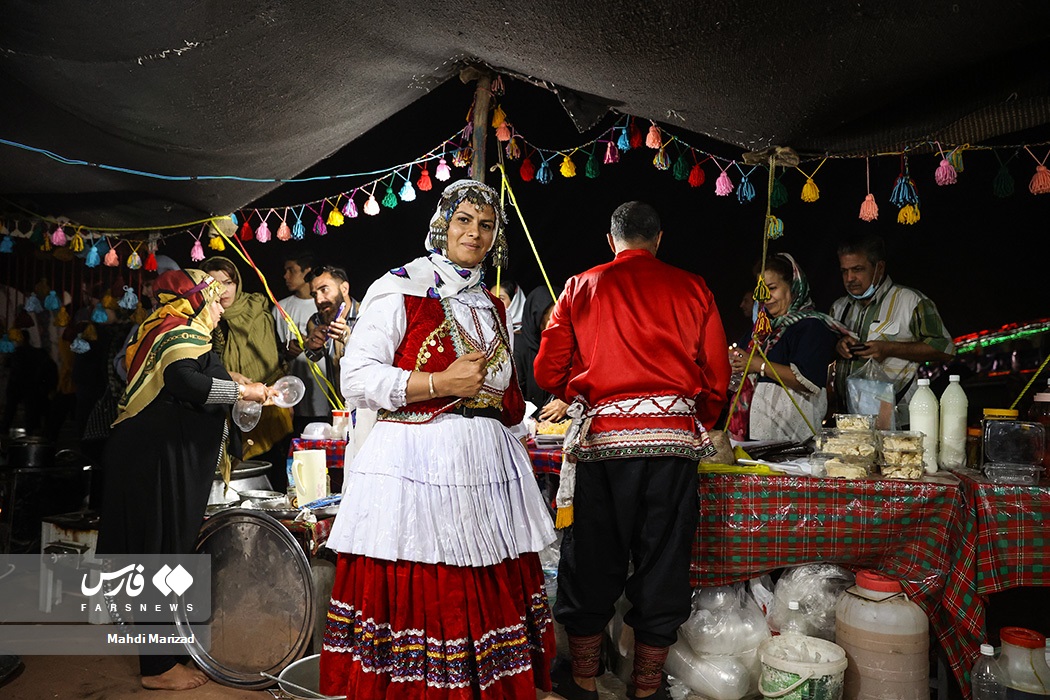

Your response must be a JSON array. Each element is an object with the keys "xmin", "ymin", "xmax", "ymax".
[{"xmin": 2, "ymin": 0, "xmax": 1050, "ymax": 230}]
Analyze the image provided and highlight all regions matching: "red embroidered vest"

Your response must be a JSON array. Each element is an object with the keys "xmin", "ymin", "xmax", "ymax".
[{"xmin": 379, "ymin": 294, "xmax": 525, "ymax": 426}]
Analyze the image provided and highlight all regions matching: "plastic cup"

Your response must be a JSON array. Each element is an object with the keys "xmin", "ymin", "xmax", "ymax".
[
  {"xmin": 232, "ymin": 399, "xmax": 262, "ymax": 431},
  {"xmin": 272, "ymin": 375, "xmax": 306, "ymax": 408}
]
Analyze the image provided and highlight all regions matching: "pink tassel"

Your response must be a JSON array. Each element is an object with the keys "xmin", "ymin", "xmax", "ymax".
[
  {"xmin": 496, "ymin": 123, "xmax": 511, "ymax": 142},
  {"xmin": 435, "ymin": 158, "xmax": 451, "ymax": 182},
  {"xmin": 363, "ymin": 195, "xmax": 380, "ymax": 216},
  {"xmin": 604, "ymin": 141, "xmax": 619, "ymax": 164},
  {"xmin": 343, "ymin": 197, "xmax": 359, "ymax": 218},
  {"xmin": 104, "ymin": 247, "xmax": 119, "ymax": 267},
  {"xmin": 646, "ymin": 124, "xmax": 662, "ymax": 149},
  {"xmin": 688, "ymin": 163, "xmax": 705, "ymax": 188},
  {"xmin": 934, "ymin": 159, "xmax": 957, "ymax": 186},
  {"xmin": 313, "ymin": 215, "xmax": 327, "ymax": 236},
  {"xmin": 859, "ymin": 193, "xmax": 879, "ymax": 221},
  {"xmin": 714, "ymin": 169, "xmax": 734, "ymax": 196},
  {"xmin": 1029, "ymin": 164, "xmax": 1050, "ymax": 194},
  {"xmin": 51, "ymin": 226, "xmax": 67, "ymax": 246},
  {"xmin": 255, "ymin": 220, "xmax": 271, "ymax": 242},
  {"xmin": 276, "ymin": 221, "xmax": 292, "ymax": 241},
  {"xmin": 190, "ymin": 239, "xmax": 205, "ymax": 261}
]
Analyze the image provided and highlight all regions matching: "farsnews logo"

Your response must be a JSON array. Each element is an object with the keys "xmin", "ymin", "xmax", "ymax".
[{"xmin": 81, "ymin": 564, "xmax": 194, "ymax": 597}]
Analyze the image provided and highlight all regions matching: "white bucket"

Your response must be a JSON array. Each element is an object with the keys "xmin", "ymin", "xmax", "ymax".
[{"xmin": 759, "ymin": 635, "xmax": 848, "ymax": 700}]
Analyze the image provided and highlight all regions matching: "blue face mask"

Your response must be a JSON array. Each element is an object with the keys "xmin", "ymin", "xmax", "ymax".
[{"xmin": 848, "ymin": 268, "xmax": 883, "ymax": 300}]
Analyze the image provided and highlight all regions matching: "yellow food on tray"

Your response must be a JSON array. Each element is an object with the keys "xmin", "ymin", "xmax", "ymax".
[{"xmin": 536, "ymin": 420, "xmax": 570, "ymax": 435}]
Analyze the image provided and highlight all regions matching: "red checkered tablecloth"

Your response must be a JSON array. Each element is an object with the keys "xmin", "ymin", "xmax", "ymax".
[
  {"xmin": 528, "ymin": 445, "xmax": 563, "ymax": 475},
  {"xmin": 939, "ymin": 467, "xmax": 1050, "ymax": 697},
  {"xmin": 289, "ymin": 438, "xmax": 347, "ymax": 493}
]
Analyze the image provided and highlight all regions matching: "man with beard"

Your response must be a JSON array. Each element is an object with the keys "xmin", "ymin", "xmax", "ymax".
[{"xmin": 304, "ymin": 266, "xmax": 360, "ymax": 407}]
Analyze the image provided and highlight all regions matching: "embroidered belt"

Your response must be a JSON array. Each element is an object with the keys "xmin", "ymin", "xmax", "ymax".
[{"xmin": 448, "ymin": 405, "xmax": 502, "ymax": 420}]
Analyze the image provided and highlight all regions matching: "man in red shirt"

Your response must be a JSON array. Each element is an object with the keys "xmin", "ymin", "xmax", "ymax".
[{"xmin": 534, "ymin": 201, "xmax": 730, "ymax": 700}]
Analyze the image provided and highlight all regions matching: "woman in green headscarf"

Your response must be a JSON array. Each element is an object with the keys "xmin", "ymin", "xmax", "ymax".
[{"xmin": 200, "ymin": 256, "xmax": 292, "ymax": 462}]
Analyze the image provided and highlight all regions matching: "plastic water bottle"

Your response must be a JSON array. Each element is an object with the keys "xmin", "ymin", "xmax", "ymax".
[
  {"xmin": 909, "ymin": 378, "xmax": 940, "ymax": 473},
  {"xmin": 971, "ymin": 644, "xmax": 1006, "ymax": 700},
  {"xmin": 939, "ymin": 375, "xmax": 968, "ymax": 469},
  {"xmin": 780, "ymin": 600, "xmax": 809, "ymax": 636}
]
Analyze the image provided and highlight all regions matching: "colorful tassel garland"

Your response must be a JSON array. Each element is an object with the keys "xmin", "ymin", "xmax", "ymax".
[
  {"xmin": 91, "ymin": 303, "xmax": 108, "ymax": 323},
  {"xmin": 714, "ymin": 169, "xmax": 734, "ymax": 196},
  {"xmin": 54, "ymin": 306, "xmax": 70, "ymax": 327},
  {"xmin": 536, "ymin": 159, "xmax": 552, "ymax": 184},
  {"xmin": 653, "ymin": 147, "xmax": 670, "ymax": 171},
  {"xmin": 934, "ymin": 159, "xmax": 957, "ymax": 186},
  {"xmin": 70, "ymin": 232, "xmax": 85, "ymax": 252},
  {"xmin": 104, "ymin": 247, "xmax": 120, "ymax": 266},
  {"xmin": 672, "ymin": 152, "xmax": 690, "ymax": 181},
  {"xmin": 51, "ymin": 226, "xmax": 67, "ymax": 246},
  {"xmin": 628, "ymin": 121, "xmax": 644, "ymax": 149},
  {"xmin": 326, "ymin": 208, "xmax": 344, "ymax": 228},
  {"xmin": 0, "ymin": 235, "xmax": 12, "ymax": 253},
  {"xmin": 520, "ymin": 157, "xmax": 535, "ymax": 182},
  {"xmin": 496, "ymin": 122, "xmax": 511, "ymax": 142},
  {"xmin": 313, "ymin": 215, "xmax": 327, "ymax": 236},
  {"xmin": 505, "ymin": 138, "xmax": 521, "ymax": 160},
  {"xmin": 889, "ymin": 173, "xmax": 919, "ymax": 207},
  {"xmin": 119, "ymin": 286, "xmax": 138, "ymax": 310},
  {"xmin": 238, "ymin": 221, "xmax": 253, "ymax": 241},
  {"xmin": 770, "ymin": 178, "xmax": 788, "ymax": 208},
  {"xmin": 993, "ymin": 165, "xmax": 1015, "ymax": 198},
  {"xmin": 560, "ymin": 154, "xmax": 576, "ymax": 178},
  {"xmin": 688, "ymin": 163, "xmax": 705, "ymax": 188},
  {"xmin": 1029, "ymin": 164, "xmax": 1050, "ymax": 194},
  {"xmin": 646, "ymin": 124, "xmax": 662, "ymax": 149},
  {"xmin": 616, "ymin": 127, "xmax": 631, "ymax": 152},
  {"xmin": 209, "ymin": 234, "xmax": 225, "ymax": 251},
  {"xmin": 382, "ymin": 185, "xmax": 398, "ymax": 208},
  {"xmin": 737, "ymin": 175, "xmax": 755, "ymax": 203},
  {"xmin": 127, "ymin": 251, "xmax": 142, "ymax": 269},
  {"xmin": 44, "ymin": 290, "xmax": 61, "ymax": 311},
  {"xmin": 417, "ymin": 168, "xmax": 433, "ymax": 191},
  {"xmin": 363, "ymin": 195, "xmax": 380, "ymax": 216},
  {"xmin": 897, "ymin": 204, "xmax": 921, "ymax": 224},
  {"xmin": 85, "ymin": 243, "xmax": 100, "ymax": 267},
  {"xmin": 764, "ymin": 215, "xmax": 784, "ymax": 240},
  {"xmin": 586, "ymin": 151, "xmax": 601, "ymax": 179},
  {"xmin": 144, "ymin": 251, "xmax": 158, "ymax": 271},
  {"xmin": 343, "ymin": 198, "xmax": 359, "ymax": 218},
  {"xmin": 435, "ymin": 158, "xmax": 451, "ymax": 181},
  {"xmin": 256, "ymin": 219, "xmax": 274, "ymax": 241},
  {"xmin": 604, "ymin": 141, "xmax": 619, "ymax": 165},
  {"xmin": 399, "ymin": 180, "xmax": 417, "ymax": 202},
  {"xmin": 451, "ymin": 148, "xmax": 471, "ymax": 169},
  {"xmin": 276, "ymin": 221, "xmax": 292, "ymax": 241},
  {"xmin": 859, "ymin": 193, "xmax": 879, "ymax": 221},
  {"xmin": 801, "ymin": 177, "xmax": 820, "ymax": 202},
  {"xmin": 190, "ymin": 238, "xmax": 205, "ymax": 261},
  {"xmin": 292, "ymin": 218, "xmax": 306, "ymax": 239}
]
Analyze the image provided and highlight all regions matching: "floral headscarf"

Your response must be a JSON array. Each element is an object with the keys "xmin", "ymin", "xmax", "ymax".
[
  {"xmin": 361, "ymin": 179, "xmax": 509, "ymax": 313},
  {"xmin": 764, "ymin": 252, "xmax": 854, "ymax": 349}
]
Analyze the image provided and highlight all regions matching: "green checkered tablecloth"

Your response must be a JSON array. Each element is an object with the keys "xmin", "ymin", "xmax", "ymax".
[
  {"xmin": 939, "ymin": 467, "xmax": 1050, "ymax": 698},
  {"xmin": 693, "ymin": 472, "xmax": 970, "ymax": 693}
]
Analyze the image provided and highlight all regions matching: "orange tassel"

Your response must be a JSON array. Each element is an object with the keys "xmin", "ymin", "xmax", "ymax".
[
  {"xmin": 645, "ymin": 124, "xmax": 662, "ymax": 149},
  {"xmin": 1029, "ymin": 164, "xmax": 1050, "ymax": 194},
  {"xmin": 859, "ymin": 194, "xmax": 878, "ymax": 221}
]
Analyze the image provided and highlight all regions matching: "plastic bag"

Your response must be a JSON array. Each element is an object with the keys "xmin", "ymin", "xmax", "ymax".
[
  {"xmin": 680, "ymin": 584, "xmax": 770, "ymax": 656},
  {"xmin": 664, "ymin": 638, "xmax": 753, "ymax": 700},
  {"xmin": 767, "ymin": 564, "xmax": 855, "ymax": 641},
  {"xmin": 846, "ymin": 359, "xmax": 896, "ymax": 430}
]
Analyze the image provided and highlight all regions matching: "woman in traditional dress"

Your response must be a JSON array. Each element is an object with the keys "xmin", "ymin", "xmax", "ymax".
[
  {"xmin": 320, "ymin": 180, "xmax": 557, "ymax": 699},
  {"xmin": 97, "ymin": 269, "xmax": 274, "ymax": 690},
  {"xmin": 729, "ymin": 253, "xmax": 851, "ymax": 442}
]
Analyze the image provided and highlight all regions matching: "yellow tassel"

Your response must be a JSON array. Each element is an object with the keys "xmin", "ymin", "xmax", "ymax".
[
  {"xmin": 326, "ymin": 207, "xmax": 345, "ymax": 227},
  {"xmin": 755, "ymin": 310, "xmax": 772, "ymax": 336},
  {"xmin": 560, "ymin": 154, "xmax": 576, "ymax": 178},
  {"xmin": 208, "ymin": 235, "xmax": 225, "ymax": 251},
  {"xmin": 491, "ymin": 105, "xmax": 507, "ymax": 129},
  {"xmin": 102, "ymin": 291, "xmax": 117, "ymax": 310},
  {"xmin": 801, "ymin": 177, "xmax": 820, "ymax": 202},
  {"xmin": 131, "ymin": 303, "xmax": 149, "ymax": 324},
  {"xmin": 555, "ymin": 505, "xmax": 574, "ymax": 529},
  {"xmin": 897, "ymin": 204, "xmax": 921, "ymax": 224},
  {"xmin": 753, "ymin": 277, "xmax": 771, "ymax": 303},
  {"xmin": 70, "ymin": 233, "xmax": 85, "ymax": 252},
  {"xmin": 8, "ymin": 328, "xmax": 23, "ymax": 344},
  {"xmin": 83, "ymin": 323, "xmax": 98, "ymax": 341},
  {"xmin": 54, "ymin": 306, "xmax": 70, "ymax": 327}
]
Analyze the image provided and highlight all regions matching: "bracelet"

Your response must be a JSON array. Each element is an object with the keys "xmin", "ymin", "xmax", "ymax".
[
  {"xmin": 428, "ymin": 372, "xmax": 436, "ymax": 398},
  {"xmin": 759, "ymin": 362, "xmax": 766, "ymax": 378},
  {"xmin": 236, "ymin": 383, "xmax": 245, "ymax": 400}
]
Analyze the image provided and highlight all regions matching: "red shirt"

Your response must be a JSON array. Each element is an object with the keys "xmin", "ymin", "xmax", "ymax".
[{"xmin": 535, "ymin": 248, "xmax": 730, "ymax": 431}]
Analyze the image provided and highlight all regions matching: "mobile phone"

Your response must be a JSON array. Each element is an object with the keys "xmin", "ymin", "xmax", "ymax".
[{"xmin": 848, "ymin": 343, "xmax": 868, "ymax": 353}]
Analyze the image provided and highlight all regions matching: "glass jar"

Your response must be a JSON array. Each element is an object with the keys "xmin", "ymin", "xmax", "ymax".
[
  {"xmin": 999, "ymin": 626, "xmax": 1050, "ymax": 695},
  {"xmin": 1029, "ymin": 388, "xmax": 1050, "ymax": 470},
  {"xmin": 980, "ymin": 408, "xmax": 1019, "ymax": 468},
  {"xmin": 966, "ymin": 427, "xmax": 983, "ymax": 470}
]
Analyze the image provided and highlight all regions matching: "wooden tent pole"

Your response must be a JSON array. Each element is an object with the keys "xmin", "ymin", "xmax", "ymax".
[{"xmin": 460, "ymin": 65, "xmax": 494, "ymax": 184}]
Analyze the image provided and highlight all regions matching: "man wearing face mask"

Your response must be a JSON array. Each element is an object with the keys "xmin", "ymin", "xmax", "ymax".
[{"xmin": 830, "ymin": 232, "xmax": 954, "ymax": 426}]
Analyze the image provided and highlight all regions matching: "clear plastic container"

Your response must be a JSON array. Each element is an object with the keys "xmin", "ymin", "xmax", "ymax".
[
  {"xmin": 878, "ymin": 430, "xmax": 926, "ymax": 452},
  {"xmin": 983, "ymin": 463, "xmax": 1043, "ymax": 485},
  {"xmin": 816, "ymin": 429, "xmax": 878, "ymax": 460},
  {"xmin": 999, "ymin": 627, "xmax": 1050, "ymax": 695},
  {"xmin": 881, "ymin": 448, "xmax": 925, "ymax": 467},
  {"xmin": 971, "ymin": 643, "xmax": 1006, "ymax": 700},
  {"xmin": 983, "ymin": 420, "xmax": 1045, "ymax": 466},
  {"xmin": 810, "ymin": 453, "xmax": 872, "ymax": 480},
  {"xmin": 834, "ymin": 414, "xmax": 877, "ymax": 432},
  {"xmin": 835, "ymin": 570, "xmax": 929, "ymax": 699},
  {"xmin": 880, "ymin": 463, "xmax": 925, "ymax": 480}
]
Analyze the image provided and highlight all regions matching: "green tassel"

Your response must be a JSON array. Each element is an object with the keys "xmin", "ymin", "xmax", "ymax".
[
  {"xmin": 993, "ymin": 165, "xmax": 1014, "ymax": 198},
  {"xmin": 585, "ymin": 151, "xmax": 600, "ymax": 179},
  {"xmin": 949, "ymin": 149, "xmax": 964, "ymax": 173},
  {"xmin": 382, "ymin": 185, "xmax": 398, "ymax": 209},
  {"xmin": 673, "ymin": 152, "xmax": 690, "ymax": 181},
  {"xmin": 770, "ymin": 178, "xmax": 789, "ymax": 208}
]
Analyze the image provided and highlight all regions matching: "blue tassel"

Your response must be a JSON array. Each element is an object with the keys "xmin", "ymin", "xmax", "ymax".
[
  {"xmin": 91, "ymin": 303, "xmax": 108, "ymax": 324},
  {"xmin": 399, "ymin": 180, "xmax": 416, "ymax": 202},
  {"xmin": 85, "ymin": 243, "xmax": 101, "ymax": 267},
  {"xmin": 537, "ymin": 159, "xmax": 552, "ymax": 184},
  {"xmin": 230, "ymin": 212, "xmax": 239, "ymax": 226},
  {"xmin": 889, "ymin": 174, "xmax": 919, "ymax": 207},
  {"xmin": 616, "ymin": 127, "xmax": 631, "ymax": 152},
  {"xmin": 70, "ymin": 335, "xmax": 90, "ymax": 354},
  {"xmin": 44, "ymin": 290, "xmax": 61, "ymax": 311},
  {"xmin": 737, "ymin": 176, "xmax": 756, "ymax": 203},
  {"xmin": 0, "ymin": 333, "xmax": 15, "ymax": 353},
  {"xmin": 118, "ymin": 286, "xmax": 138, "ymax": 310},
  {"xmin": 0, "ymin": 235, "xmax": 13, "ymax": 253},
  {"xmin": 292, "ymin": 218, "xmax": 305, "ymax": 240},
  {"xmin": 24, "ymin": 293, "xmax": 43, "ymax": 313}
]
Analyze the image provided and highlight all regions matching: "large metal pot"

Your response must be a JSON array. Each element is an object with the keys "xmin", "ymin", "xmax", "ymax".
[
  {"xmin": 208, "ymin": 460, "xmax": 273, "ymax": 505},
  {"xmin": 3, "ymin": 437, "xmax": 56, "ymax": 468}
]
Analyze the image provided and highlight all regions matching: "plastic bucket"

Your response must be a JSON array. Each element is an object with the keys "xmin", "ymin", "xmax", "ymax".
[{"xmin": 759, "ymin": 635, "xmax": 848, "ymax": 700}]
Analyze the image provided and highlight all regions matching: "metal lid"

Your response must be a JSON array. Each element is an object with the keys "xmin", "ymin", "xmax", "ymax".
[{"xmin": 175, "ymin": 508, "xmax": 314, "ymax": 689}]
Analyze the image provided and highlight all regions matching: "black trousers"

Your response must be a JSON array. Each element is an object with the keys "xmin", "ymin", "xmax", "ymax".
[{"xmin": 554, "ymin": 456, "xmax": 699, "ymax": 648}]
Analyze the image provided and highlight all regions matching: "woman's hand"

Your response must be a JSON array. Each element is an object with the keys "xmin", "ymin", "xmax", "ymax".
[
  {"xmin": 240, "ymin": 382, "xmax": 274, "ymax": 404},
  {"xmin": 728, "ymin": 347, "xmax": 750, "ymax": 374},
  {"xmin": 435, "ymin": 351, "xmax": 487, "ymax": 398},
  {"xmin": 538, "ymin": 398, "xmax": 569, "ymax": 422}
]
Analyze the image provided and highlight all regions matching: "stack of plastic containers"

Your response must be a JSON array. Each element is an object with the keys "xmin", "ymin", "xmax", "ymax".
[
  {"xmin": 814, "ymin": 414, "xmax": 878, "ymax": 479},
  {"xmin": 876, "ymin": 431, "xmax": 926, "ymax": 480}
]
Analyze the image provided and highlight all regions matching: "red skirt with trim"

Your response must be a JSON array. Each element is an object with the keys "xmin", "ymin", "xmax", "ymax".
[{"xmin": 319, "ymin": 552, "xmax": 554, "ymax": 699}]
